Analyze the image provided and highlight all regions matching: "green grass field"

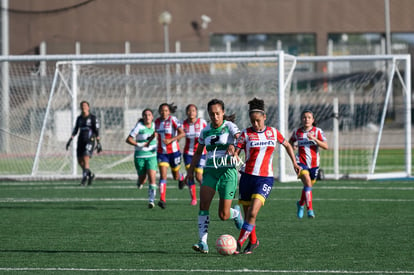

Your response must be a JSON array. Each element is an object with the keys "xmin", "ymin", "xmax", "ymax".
[
  {"xmin": 0, "ymin": 178, "xmax": 413, "ymax": 274},
  {"xmin": 1, "ymin": 148, "xmax": 412, "ymax": 176}
]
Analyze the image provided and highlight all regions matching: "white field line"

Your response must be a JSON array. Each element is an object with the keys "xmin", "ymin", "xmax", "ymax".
[
  {"xmin": 0, "ymin": 184, "xmax": 414, "ymax": 191},
  {"xmin": 0, "ymin": 197, "xmax": 413, "ymax": 203},
  {"xmin": 278, "ymin": 186, "xmax": 414, "ymax": 190},
  {"xmin": 0, "ymin": 267, "xmax": 413, "ymax": 274},
  {"xmin": 0, "ymin": 184, "xmax": 413, "ymax": 203}
]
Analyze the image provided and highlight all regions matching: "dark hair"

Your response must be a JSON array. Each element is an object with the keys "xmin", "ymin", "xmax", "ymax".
[
  {"xmin": 301, "ymin": 109, "xmax": 314, "ymax": 117},
  {"xmin": 139, "ymin": 108, "xmax": 153, "ymax": 123},
  {"xmin": 185, "ymin": 104, "xmax": 198, "ymax": 113},
  {"xmin": 142, "ymin": 108, "xmax": 153, "ymax": 117},
  {"xmin": 207, "ymin": 98, "xmax": 236, "ymax": 122},
  {"xmin": 79, "ymin": 100, "xmax": 89, "ymax": 108},
  {"xmin": 248, "ymin": 97, "xmax": 265, "ymax": 114},
  {"xmin": 158, "ymin": 102, "xmax": 177, "ymax": 114},
  {"xmin": 301, "ymin": 109, "xmax": 316, "ymax": 126}
]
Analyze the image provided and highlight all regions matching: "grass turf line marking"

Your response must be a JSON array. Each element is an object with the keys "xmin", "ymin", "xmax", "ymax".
[
  {"xmin": 1, "ymin": 197, "xmax": 413, "ymax": 203},
  {"xmin": 1, "ymin": 184, "xmax": 414, "ymax": 191},
  {"xmin": 0, "ymin": 268, "xmax": 414, "ymax": 273}
]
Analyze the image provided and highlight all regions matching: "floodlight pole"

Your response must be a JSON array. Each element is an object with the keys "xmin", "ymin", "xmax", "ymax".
[
  {"xmin": 384, "ymin": 0, "xmax": 391, "ymax": 55},
  {"xmin": 159, "ymin": 11, "xmax": 172, "ymax": 102}
]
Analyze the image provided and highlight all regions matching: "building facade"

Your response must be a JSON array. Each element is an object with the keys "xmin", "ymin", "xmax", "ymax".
[{"xmin": 7, "ymin": 0, "xmax": 414, "ymax": 57}]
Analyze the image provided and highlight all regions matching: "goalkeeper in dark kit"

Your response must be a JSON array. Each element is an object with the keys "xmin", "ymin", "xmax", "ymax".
[{"xmin": 66, "ymin": 100, "xmax": 102, "ymax": 186}]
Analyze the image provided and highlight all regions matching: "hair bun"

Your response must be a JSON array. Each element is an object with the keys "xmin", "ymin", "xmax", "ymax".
[{"xmin": 248, "ymin": 97, "xmax": 265, "ymax": 112}]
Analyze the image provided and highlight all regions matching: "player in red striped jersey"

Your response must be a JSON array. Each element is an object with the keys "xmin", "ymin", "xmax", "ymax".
[
  {"xmin": 154, "ymin": 103, "xmax": 186, "ymax": 209},
  {"xmin": 234, "ymin": 98, "xmax": 300, "ymax": 254},
  {"xmin": 289, "ymin": 110, "xmax": 328, "ymax": 219},
  {"xmin": 182, "ymin": 104, "xmax": 207, "ymax": 205}
]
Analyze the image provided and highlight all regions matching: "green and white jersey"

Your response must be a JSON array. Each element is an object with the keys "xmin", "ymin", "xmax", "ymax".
[
  {"xmin": 129, "ymin": 121, "xmax": 157, "ymax": 158},
  {"xmin": 199, "ymin": 120, "xmax": 240, "ymax": 168}
]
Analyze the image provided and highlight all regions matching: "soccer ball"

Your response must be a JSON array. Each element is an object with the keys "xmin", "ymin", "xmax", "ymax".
[{"xmin": 216, "ymin": 234, "xmax": 237, "ymax": 255}]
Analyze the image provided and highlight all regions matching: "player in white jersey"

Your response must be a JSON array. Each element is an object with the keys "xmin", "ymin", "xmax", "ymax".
[
  {"xmin": 233, "ymin": 98, "xmax": 300, "ymax": 254},
  {"xmin": 182, "ymin": 104, "xmax": 207, "ymax": 205},
  {"xmin": 289, "ymin": 110, "xmax": 328, "ymax": 219},
  {"xmin": 125, "ymin": 108, "xmax": 158, "ymax": 208},
  {"xmin": 186, "ymin": 98, "xmax": 244, "ymax": 254}
]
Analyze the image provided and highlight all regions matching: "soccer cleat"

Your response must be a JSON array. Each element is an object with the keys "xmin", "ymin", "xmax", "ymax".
[
  {"xmin": 243, "ymin": 240, "xmax": 259, "ymax": 254},
  {"xmin": 87, "ymin": 173, "xmax": 95, "ymax": 186},
  {"xmin": 307, "ymin": 209, "xmax": 315, "ymax": 218},
  {"xmin": 136, "ymin": 180, "xmax": 144, "ymax": 189},
  {"xmin": 233, "ymin": 242, "xmax": 242, "ymax": 255},
  {"xmin": 233, "ymin": 204, "xmax": 243, "ymax": 230},
  {"xmin": 178, "ymin": 180, "xmax": 185, "ymax": 190},
  {"xmin": 190, "ymin": 199, "xmax": 197, "ymax": 206},
  {"xmin": 296, "ymin": 201, "xmax": 304, "ymax": 219},
  {"xmin": 80, "ymin": 176, "xmax": 87, "ymax": 186},
  {"xmin": 192, "ymin": 241, "xmax": 209, "ymax": 254},
  {"xmin": 148, "ymin": 202, "xmax": 155, "ymax": 208},
  {"xmin": 157, "ymin": 200, "xmax": 166, "ymax": 209}
]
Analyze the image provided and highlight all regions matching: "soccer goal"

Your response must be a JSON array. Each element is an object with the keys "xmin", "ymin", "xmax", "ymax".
[
  {"xmin": 30, "ymin": 51, "xmax": 297, "ymax": 180},
  {"xmin": 0, "ymin": 52, "xmax": 411, "ymax": 181}
]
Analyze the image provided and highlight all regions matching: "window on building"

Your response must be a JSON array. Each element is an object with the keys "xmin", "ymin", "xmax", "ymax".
[
  {"xmin": 328, "ymin": 33, "xmax": 414, "ymax": 55},
  {"xmin": 391, "ymin": 33, "xmax": 414, "ymax": 54},
  {"xmin": 210, "ymin": 33, "xmax": 316, "ymax": 56}
]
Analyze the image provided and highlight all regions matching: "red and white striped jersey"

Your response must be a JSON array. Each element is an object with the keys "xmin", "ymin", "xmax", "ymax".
[
  {"xmin": 236, "ymin": 126, "xmax": 285, "ymax": 177},
  {"xmin": 289, "ymin": 126, "xmax": 327, "ymax": 168},
  {"xmin": 183, "ymin": 118, "xmax": 207, "ymax": 155},
  {"xmin": 154, "ymin": 115, "xmax": 182, "ymax": 154}
]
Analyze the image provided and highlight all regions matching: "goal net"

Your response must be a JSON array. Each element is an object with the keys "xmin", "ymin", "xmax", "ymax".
[
  {"xmin": 0, "ymin": 52, "xmax": 411, "ymax": 181},
  {"xmin": 284, "ymin": 55, "xmax": 411, "ymax": 180},
  {"xmin": 30, "ymin": 51, "xmax": 297, "ymax": 180}
]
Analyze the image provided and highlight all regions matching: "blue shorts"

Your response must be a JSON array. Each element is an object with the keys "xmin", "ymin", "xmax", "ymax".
[
  {"xmin": 183, "ymin": 154, "xmax": 206, "ymax": 168},
  {"xmin": 157, "ymin": 151, "xmax": 182, "ymax": 169},
  {"xmin": 298, "ymin": 163, "xmax": 319, "ymax": 181},
  {"xmin": 238, "ymin": 172, "xmax": 274, "ymax": 206}
]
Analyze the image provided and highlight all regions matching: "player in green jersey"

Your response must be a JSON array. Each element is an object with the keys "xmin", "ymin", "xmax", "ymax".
[
  {"xmin": 186, "ymin": 98, "xmax": 244, "ymax": 254},
  {"xmin": 126, "ymin": 108, "xmax": 158, "ymax": 208}
]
